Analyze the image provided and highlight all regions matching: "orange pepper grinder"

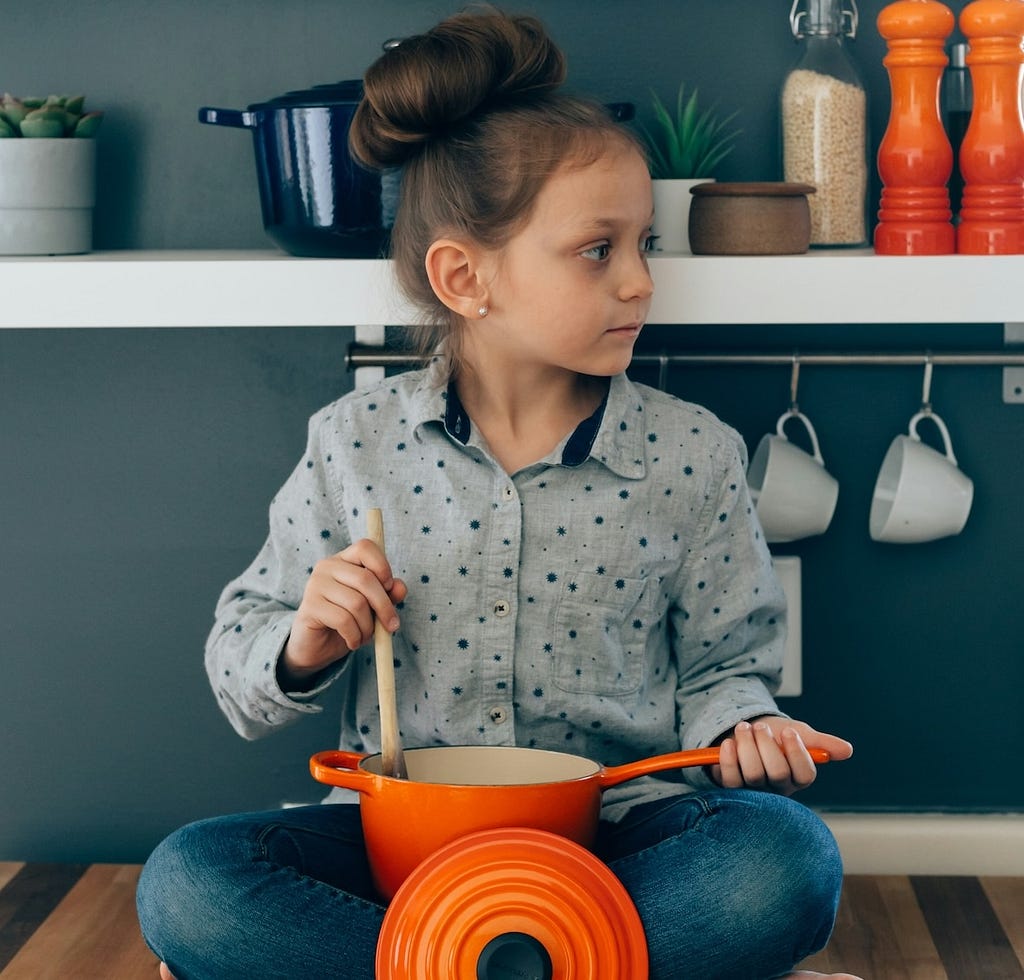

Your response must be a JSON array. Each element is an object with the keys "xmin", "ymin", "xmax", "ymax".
[
  {"xmin": 957, "ymin": 0, "xmax": 1024, "ymax": 254},
  {"xmin": 875, "ymin": 0, "xmax": 957, "ymax": 254}
]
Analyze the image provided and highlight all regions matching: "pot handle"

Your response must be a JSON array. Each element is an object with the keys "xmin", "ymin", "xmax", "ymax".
[
  {"xmin": 197, "ymin": 107, "xmax": 261, "ymax": 129},
  {"xmin": 598, "ymin": 746, "xmax": 831, "ymax": 789},
  {"xmin": 309, "ymin": 750, "xmax": 378, "ymax": 796}
]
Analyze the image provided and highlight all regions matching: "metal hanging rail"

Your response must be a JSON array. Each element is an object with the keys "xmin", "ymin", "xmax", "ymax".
[{"xmin": 346, "ymin": 343, "xmax": 1024, "ymax": 371}]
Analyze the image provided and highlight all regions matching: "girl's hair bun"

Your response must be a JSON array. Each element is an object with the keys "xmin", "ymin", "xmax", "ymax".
[{"xmin": 350, "ymin": 9, "xmax": 566, "ymax": 169}]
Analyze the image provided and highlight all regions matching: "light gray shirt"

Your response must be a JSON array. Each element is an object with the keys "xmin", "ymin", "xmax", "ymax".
[{"xmin": 206, "ymin": 363, "xmax": 786, "ymax": 819}]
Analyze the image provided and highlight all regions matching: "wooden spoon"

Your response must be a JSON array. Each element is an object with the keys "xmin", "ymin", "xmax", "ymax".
[{"xmin": 367, "ymin": 508, "xmax": 408, "ymax": 780}]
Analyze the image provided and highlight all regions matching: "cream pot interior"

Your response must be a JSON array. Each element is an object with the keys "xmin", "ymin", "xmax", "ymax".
[{"xmin": 360, "ymin": 745, "xmax": 602, "ymax": 785}]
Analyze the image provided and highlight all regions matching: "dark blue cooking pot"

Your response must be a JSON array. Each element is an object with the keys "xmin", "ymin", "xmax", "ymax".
[
  {"xmin": 200, "ymin": 83, "xmax": 633, "ymax": 258},
  {"xmin": 199, "ymin": 80, "xmax": 397, "ymax": 258}
]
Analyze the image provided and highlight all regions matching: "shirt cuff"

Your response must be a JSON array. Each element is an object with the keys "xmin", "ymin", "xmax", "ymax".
[
  {"xmin": 279, "ymin": 657, "xmax": 350, "ymax": 702},
  {"xmin": 680, "ymin": 679, "xmax": 789, "ymax": 790}
]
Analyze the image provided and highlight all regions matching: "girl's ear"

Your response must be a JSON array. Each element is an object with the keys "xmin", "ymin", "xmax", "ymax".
[{"xmin": 425, "ymin": 238, "xmax": 492, "ymax": 320}]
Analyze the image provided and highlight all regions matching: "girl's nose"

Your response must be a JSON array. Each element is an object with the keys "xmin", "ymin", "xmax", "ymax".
[{"xmin": 619, "ymin": 254, "xmax": 655, "ymax": 303}]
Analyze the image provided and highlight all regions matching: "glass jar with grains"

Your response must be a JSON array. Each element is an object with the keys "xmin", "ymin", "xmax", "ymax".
[{"xmin": 781, "ymin": 0, "xmax": 869, "ymax": 246}]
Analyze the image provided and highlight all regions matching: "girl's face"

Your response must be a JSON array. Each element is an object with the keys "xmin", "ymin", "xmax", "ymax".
[{"xmin": 472, "ymin": 142, "xmax": 655, "ymax": 380}]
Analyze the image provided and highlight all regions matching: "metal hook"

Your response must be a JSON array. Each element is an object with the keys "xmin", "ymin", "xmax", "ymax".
[
  {"xmin": 789, "ymin": 354, "xmax": 801, "ymax": 413},
  {"xmin": 921, "ymin": 354, "xmax": 934, "ymax": 413},
  {"xmin": 658, "ymin": 351, "xmax": 670, "ymax": 392}
]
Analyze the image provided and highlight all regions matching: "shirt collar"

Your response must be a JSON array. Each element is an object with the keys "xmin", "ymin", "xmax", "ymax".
[
  {"xmin": 442, "ymin": 379, "xmax": 472, "ymax": 446},
  {"xmin": 585, "ymin": 373, "xmax": 647, "ymax": 479},
  {"xmin": 410, "ymin": 364, "xmax": 647, "ymax": 479}
]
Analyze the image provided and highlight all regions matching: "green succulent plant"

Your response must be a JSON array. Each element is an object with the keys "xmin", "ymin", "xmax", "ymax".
[
  {"xmin": 0, "ymin": 93, "xmax": 103, "ymax": 138},
  {"xmin": 640, "ymin": 84, "xmax": 740, "ymax": 180}
]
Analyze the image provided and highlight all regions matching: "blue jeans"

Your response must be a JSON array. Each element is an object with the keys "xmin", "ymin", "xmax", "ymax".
[{"xmin": 137, "ymin": 790, "xmax": 841, "ymax": 980}]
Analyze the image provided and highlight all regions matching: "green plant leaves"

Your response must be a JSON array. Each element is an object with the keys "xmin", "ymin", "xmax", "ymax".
[
  {"xmin": 0, "ymin": 94, "xmax": 103, "ymax": 138},
  {"xmin": 640, "ymin": 85, "xmax": 740, "ymax": 180}
]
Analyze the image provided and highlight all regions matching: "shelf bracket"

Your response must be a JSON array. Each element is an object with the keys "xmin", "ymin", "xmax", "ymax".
[
  {"xmin": 354, "ymin": 325, "xmax": 387, "ymax": 390},
  {"xmin": 1005, "ymin": 323, "xmax": 1024, "ymax": 404}
]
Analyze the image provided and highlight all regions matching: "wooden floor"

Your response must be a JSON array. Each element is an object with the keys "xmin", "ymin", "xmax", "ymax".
[
  {"xmin": 0, "ymin": 863, "xmax": 158, "ymax": 979},
  {"xmin": 0, "ymin": 863, "xmax": 1021, "ymax": 978}
]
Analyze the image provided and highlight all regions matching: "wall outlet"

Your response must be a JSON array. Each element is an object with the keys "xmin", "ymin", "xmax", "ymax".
[{"xmin": 772, "ymin": 556, "xmax": 802, "ymax": 697}]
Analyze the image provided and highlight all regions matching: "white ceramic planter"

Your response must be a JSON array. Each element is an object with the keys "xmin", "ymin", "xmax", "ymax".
[
  {"xmin": 651, "ymin": 177, "xmax": 714, "ymax": 254},
  {"xmin": 0, "ymin": 139, "xmax": 96, "ymax": 255}
]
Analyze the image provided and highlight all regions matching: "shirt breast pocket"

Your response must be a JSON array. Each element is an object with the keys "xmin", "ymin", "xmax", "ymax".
[{"xmin": 552, "ymin": 571, "xmax": 654, "ymax": 696}]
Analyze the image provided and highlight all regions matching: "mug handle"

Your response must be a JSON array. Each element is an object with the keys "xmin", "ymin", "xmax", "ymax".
[
  {"xmin": 909, "ymin": 410, "xmax": 957, "ymax": 465},
  {"xmin": 776, "ymin": 410, "xmax": 826, "ymax": 465}
]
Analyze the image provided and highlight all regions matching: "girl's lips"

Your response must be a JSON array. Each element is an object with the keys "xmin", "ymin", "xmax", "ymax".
[{"xmin": 607, "ymin": 323, "xmax": 643, "ymax": 336}]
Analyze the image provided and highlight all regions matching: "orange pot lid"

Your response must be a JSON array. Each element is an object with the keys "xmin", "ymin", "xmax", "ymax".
[{"xmin": 376, "ymin": 827, "xmax": 649, "ymax": 980}]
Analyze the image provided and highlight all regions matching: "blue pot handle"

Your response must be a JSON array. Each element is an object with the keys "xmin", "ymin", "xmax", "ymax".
[{"xmin": 198, "ymin": 107, "xmax": 261, "ymax": 129}]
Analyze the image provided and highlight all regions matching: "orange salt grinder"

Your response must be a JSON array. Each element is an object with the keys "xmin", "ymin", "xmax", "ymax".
[
  {"xmin": 875, "ymin": 0, "xmax": 957, "ymax": 254},
  {"xmin": 957, "ymin": 0, "xmax": 1024, "ymax": 254}
]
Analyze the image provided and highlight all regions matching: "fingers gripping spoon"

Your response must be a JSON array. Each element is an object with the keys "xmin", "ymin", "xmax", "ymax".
[{"xmin": 367, "ymin": 508, "xmax": 408, "ymax": 780}]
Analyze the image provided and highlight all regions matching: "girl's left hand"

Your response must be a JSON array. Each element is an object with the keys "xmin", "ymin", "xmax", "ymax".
[{"xmin": 710, "ymin": 717, "xmax": 853, "ymax": 796}]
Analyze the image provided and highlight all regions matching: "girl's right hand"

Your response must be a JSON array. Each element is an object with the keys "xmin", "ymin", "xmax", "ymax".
[{"xmin": 279, "ymin": 538, "xmax": 408, "ymax": 688}]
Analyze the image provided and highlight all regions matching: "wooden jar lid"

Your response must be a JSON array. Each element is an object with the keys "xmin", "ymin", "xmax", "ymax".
[{"xmin": 690, "ymin": 181, "xmax": 816, "ymax": 197}]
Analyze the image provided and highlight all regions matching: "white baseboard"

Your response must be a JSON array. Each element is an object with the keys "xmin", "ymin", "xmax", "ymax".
[
  {"xmin": 819, "ymin": 812, "xmax": 1024, "ymax": 876},
  {"xmin": 283, "ymin": 801, "xmax": 1023, "ymax": 876}
]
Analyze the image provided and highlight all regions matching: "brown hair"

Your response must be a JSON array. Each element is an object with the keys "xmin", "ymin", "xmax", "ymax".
[{"xmin": 349, "ymin": 7, "xmax": 641, "ymax": 376}]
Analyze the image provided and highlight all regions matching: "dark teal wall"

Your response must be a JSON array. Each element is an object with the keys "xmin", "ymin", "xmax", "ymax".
[
  {"xmin": 1, "ymin": 327, "xmax": 354, "ymax": 861},
  {"xmin": 2, "ymin": 1, "xmax": 1020, "ymax": 863}
]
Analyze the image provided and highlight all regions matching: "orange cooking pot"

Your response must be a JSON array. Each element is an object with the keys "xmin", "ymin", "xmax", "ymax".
[{"xmin": 309, "ymin": 743, "xmax": 829, "ymax": 901}]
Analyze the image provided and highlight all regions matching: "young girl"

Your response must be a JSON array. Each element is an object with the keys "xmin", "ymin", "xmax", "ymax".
[{"xmin": 138, "ymin": 10, "xmax": 860, "ymax": 979}]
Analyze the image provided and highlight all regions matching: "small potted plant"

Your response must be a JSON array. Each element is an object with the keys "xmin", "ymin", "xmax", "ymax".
[
  {"xmin": 640, "ymin": 85, "xmax": 740, "ymax": 254},
  {"xmin": 0, "ymin": 94, "xmax": 104, "ymax": 255}
]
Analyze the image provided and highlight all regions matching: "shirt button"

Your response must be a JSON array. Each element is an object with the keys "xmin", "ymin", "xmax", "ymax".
[
  {"xmin": 494, "ymin": 599, "xmax": 511, "ymax": 617},
  {"xmin": 502, "ymin": 486, "xmax": 515, "ymax": 501},
  {"xmin": 488, "ymin": 707, "xmax": 508, "ymax": 724}
]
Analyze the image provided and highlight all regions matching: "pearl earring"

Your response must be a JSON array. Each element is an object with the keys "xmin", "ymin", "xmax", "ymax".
[{"xmin": 477, "ymin": 305, "xmax": 489, "ymax": 318}]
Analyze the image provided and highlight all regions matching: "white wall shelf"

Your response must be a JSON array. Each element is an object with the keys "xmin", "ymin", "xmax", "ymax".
[{"xmin": 0, "ymin": 249, "xmax": 1021, "ymax": 328}]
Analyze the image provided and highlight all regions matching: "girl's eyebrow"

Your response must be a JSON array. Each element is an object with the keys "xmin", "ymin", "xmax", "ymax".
[
  {"xmin": 574, "ymin": 218, "xmax": 617, "ymax": 235},
  {"xmin": 576, "ymin": 214, "xmax": 656, "ymax": 236}
]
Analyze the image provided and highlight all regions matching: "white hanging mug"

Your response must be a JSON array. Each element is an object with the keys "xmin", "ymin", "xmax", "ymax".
[
  {"xmin": 748, "ymin": 410, "xmax": 839, "ymax": 544},
  {"xmin": 869, "ymin": 410, "xmax": 973, "ymax": 543}
]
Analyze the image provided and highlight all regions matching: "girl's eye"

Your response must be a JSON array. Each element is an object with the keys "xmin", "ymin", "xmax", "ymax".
[
  {"xmin": 642, "ymin": 234, "xmax": 660, "ymax": 253},
  {"xmin": 581, "ymin": 243, "xmax": 611, "ymax": 261}
]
